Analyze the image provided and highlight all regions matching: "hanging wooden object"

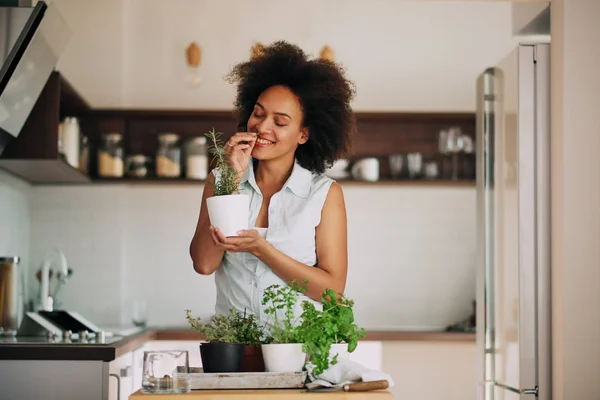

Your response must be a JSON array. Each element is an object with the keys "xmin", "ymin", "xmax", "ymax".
[
  {"xmin": 251, "ymin": 42, "xmax": 266, "ymax": 60},
  {"xmin": 319, "ymin": 45, "xmax": 335, "ymax": 62},
  {"xmin": 186, "ymin": 42, "xmax": 202, "ymax": 67}
]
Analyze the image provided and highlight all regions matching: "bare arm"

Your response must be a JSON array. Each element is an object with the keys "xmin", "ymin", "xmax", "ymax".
[{"xmin": 189, "ymin": 172, "xmax": 226, "ymax": 275}]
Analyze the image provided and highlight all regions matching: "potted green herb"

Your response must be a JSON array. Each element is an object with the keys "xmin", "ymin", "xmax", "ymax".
[
  {"xmin": 185, "ymin": 308, "xmax": 267, "ymax": 373},
  {"xmin": 204, "ymin": 128, "xmax": 249, "ymax": 237},
  {"xmin": 233, "ymin": 309, "xmax": 267, "ymax": 372},
  {"xmin": 297, "ymin": 288, "xmax": 366, "ymax": 375},
  {"xmin": 260, "ymin": 279, "xmax": 308, "ymax": 372},
  {"xmin": 185, "ymin": 308, "xmax": 246, "ymax": 373}
]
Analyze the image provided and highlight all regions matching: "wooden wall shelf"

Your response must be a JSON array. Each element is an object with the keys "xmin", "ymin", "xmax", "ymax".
[
  {"xmin": 0, "ymin": 71, "xmax": 476, "ymax": 185},
  {"xmin": 0, "ymin": 71, "xmax": 92, "ymax": 183},
  {"xmin": 85, "ymin": 177, "xmax": 475, "ymax": 188}
]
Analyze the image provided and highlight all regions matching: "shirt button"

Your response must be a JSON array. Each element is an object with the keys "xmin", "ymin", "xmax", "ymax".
[{"xmin": 253, "ymin": 281, "xmax": 258, "ymax": 288}]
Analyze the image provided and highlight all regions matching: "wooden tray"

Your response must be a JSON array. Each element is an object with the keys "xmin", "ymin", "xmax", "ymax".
[{"xmin": 187, "ymin": 367, "xmax": 308, "ymax": 390}]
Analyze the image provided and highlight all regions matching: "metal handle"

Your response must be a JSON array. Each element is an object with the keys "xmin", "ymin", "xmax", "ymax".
[
  {"xmin": 475, "ymin": 69, "xmax": 496, "ymax": 400},
  {"xmin": 109, "ymin": 373, "xmax": 121, "ymax": 400},
  {"xmin": 120, "ymin": 366, "xmax": 132, "ymax": 378}
]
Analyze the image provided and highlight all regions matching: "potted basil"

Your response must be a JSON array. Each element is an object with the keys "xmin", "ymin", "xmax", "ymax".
[
  {"xmin": 204, "ymin": 128, "xmax": 249, "ymax": 237},
  {"xmin": 260, "ymin": 280, "xmax": 308, "ymax": 372},
  {"xmin": 297, "ymin": 289, "xmax": 366, "ymax": 375}
]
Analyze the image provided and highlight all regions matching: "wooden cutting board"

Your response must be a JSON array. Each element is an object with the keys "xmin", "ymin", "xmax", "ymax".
[{"xmin": 128, "ymin": 388, "xmax": 393, "ymax": 399}]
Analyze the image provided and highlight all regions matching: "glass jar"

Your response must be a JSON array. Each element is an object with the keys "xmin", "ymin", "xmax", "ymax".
[
  {"xmin": 125, "ymin": 154, "xmax": 151, "ymax": 178},
  {"xmin": 156, "ymin": 133, "xmax": 181, "ymax": 178},
  {"xmin": 98, "ymin": 133, "xmax": 124, "ymax": 177},
  {"xmin": 185, "ymin": 136, "xmax": 208, "ymax": 180}
]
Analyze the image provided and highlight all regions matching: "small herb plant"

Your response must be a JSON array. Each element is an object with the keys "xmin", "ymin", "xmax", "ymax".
[
  {"xmin": 261, "ymin": 279, "xmax": 308, "ymax": 344},
  {"xmin": 185, "ymin": 307, "xmax": 265, "ymax": 344},
  {"xmin": 234, "ymin": 309, "xmax": 265, "ymax": 346},
  {"xmin": 297, "ymin": 288, "xmax": 366, "ymax": 375},
  {"xmin": 205, "ymin": 127, "xmax": 238, "ymax": 196}
]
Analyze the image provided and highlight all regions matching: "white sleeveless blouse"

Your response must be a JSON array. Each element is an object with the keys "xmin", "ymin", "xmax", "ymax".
[{"xmin": 212, "ymin": 160, "xmax": 333, "ymax": 330}]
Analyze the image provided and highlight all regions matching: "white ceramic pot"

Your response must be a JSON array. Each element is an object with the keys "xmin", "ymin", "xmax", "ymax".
[
  {"xmin": 261, "ymin": 343, "xmax": 306, "ymax": 372},
  {"xmin": 206, "ymin": 194, "xmax": 249, "ymax": 237},
  {"xmin": 329, "ymin": 343, "xmax": 350, "ymax": 362}
]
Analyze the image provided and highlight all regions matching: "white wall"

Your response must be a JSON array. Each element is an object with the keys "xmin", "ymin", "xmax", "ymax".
[
  {"xmin": 550, "ymin": 0, "xmax": 600, "ymax": 399},
  {"xmin": 0, "ymin": 170, "xmax": 31, "ymax": 304},
  {"xmin": 53, "ymin": 0, "xmax": 125, "ymax": 107},
  {"xmin": 28, "ymin": 184, "xmax": 476, "ymax": 329},
  {"xmin": 51, "ymin": 0, "xmax": 522, "ymax": 112}
]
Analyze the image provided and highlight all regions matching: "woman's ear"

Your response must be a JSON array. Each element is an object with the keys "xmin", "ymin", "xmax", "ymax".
[{"xmin": 299, "ymin": 128, "xmax": 309, "ymax": 145}]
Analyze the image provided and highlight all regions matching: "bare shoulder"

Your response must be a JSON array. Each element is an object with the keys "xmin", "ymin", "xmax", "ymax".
[
  {"xmin": 322, "ymin": 181, "xmax": 346, "ymax": 214},
  {"xmin": 326, "ymin": 181, "xmax": 344, "ymax": 201}
]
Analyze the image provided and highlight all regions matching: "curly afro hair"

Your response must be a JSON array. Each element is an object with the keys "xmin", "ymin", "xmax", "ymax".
[{"xmin": 226, "ymin": 41, "xmax": 356, "ymax": 174}]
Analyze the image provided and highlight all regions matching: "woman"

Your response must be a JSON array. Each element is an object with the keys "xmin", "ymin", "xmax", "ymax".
[{"xmin": 189, "ymin": 41, "xmax": 356, "ymax": 325}]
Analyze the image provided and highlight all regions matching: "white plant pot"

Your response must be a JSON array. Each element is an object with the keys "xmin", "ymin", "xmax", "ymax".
[
  {"xmin": 261, "ymin": 343, "xmax": 306, "ymax": 373},
  {"xmin": 329, "ymin": 343, "xmax": 350, "ymax": 362},
  {"xmin": 206, "ymin": 194, "xmax": 249, "ymax": 237}
]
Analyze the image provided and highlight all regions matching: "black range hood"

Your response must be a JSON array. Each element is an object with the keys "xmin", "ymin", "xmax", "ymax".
[{"xmin": 0, "ymin": 1, "xmax": 70, "ymax": 156}]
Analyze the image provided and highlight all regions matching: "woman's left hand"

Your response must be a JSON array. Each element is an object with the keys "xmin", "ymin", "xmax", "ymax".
[{"xmin": 209, "ymin": 226, "xmax": 268, "ymax": 256}]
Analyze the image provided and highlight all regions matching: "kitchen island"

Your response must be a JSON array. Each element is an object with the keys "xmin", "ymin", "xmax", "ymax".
[
  {"xmin": 0, "ymin": 328, "xmax": 473, "ymax": 400},
  {"xmin": 128, "ymin": 389, "xmax": 393, "ymax": 399}
]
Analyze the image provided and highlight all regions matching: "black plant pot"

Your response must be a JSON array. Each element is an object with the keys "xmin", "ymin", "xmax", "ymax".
[{"xmin": 199, "ymin": 342, "xmax": 245, "ymax": 373}]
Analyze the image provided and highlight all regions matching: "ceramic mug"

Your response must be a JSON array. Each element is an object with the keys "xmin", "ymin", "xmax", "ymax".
[{"xmin": 351, "ymin": 158, "xmax": 379, "ymax": 182}]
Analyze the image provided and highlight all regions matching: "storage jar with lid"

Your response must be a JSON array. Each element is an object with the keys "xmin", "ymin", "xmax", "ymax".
[
  {"xmin": 185, "ymin": 136, "xmax": 208, "ymax": 180},
  {"xmin": 0, "ymin": 256, "xmax": 22, "ymax": 337},
  {"xmin": 125, "ymin": 154, "xmax": 151, "ymax": 178},
  {"xmin": 98, "ymin": 133, "xmax": 124, "ymax": 177},
  {"xmin": 156, "ymin": 133, "xmax": 181, "ymax": 178}
]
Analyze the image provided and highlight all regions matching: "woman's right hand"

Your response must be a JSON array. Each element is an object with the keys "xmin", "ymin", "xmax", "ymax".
[{"xmin": 224, "ymin": 132, "xmax": 257, "ymax": 180}]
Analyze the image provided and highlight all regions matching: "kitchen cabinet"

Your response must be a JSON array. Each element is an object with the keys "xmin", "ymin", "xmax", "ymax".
[
  {"xmin": 109, "ymin": 350, "xmax": 135, "ymax": 400},
  {"xmin": 0, "ymin": 71, "xmax": 92, "ymax": 184}
]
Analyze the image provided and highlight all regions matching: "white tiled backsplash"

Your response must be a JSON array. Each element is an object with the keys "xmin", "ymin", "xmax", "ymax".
[{"xmin": 23, "ymin": 183, "xmax": 476, "ymax": 330}]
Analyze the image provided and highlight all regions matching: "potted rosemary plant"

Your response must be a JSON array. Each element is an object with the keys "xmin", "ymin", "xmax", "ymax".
[
  {"xmin": 204, "ymin": 128, "xmax": 249, "ymax": 237},
  {"xmin": 260, "ymin": 279, "xmax": 308, "ymax": 372}
]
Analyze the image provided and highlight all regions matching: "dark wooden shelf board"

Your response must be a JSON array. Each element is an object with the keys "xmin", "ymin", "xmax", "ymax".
[{"xmin": 84, "ymin": 177, "xmax": 474, "ymax": 187}]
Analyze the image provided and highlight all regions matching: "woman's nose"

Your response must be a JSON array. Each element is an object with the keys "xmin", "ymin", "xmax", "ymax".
[{"xmin": 255, "ymin": 118, "xmax": 273, "ymax": 134}]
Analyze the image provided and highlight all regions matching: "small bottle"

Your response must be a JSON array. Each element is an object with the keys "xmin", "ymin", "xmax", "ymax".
[
  {"xmin": 61, "ymin": 117, "xmax": 80, "ymax": 169},
  {"xmin": 185, "ymin": 136, "xmax": 208, "ymax": 180}
]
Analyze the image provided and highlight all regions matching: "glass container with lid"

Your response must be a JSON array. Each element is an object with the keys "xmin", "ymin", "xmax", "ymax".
[
  {"xmin": 126, "ymin": 154, "xmax": 151, "ymax": 178},
  {"xmin": 156, "ymin": 133, "xmax": 181, "ymax": 178},
  {"xmin": 185, "ymin": 136, "xmax": 208, "ymax": 180},
  {"xmin": 98, "ymin": 133, "xmax": 124, "ymax": 177}
]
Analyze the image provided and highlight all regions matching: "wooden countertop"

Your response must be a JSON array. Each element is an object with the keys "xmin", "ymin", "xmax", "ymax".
[
  {"xmin": 152, "ymin": 328, "xmax": 475, "ymax": 343},
  {"xmin": 0, "ymin": 328, "xmax": 474, "ymax": 361},
  {"xmin": 128, "ymin": 389, "xmax": 392, "ymax": 399}
]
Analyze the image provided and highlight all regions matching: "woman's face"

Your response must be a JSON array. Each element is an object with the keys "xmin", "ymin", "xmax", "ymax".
[{"xmin": 246, "ymin": 85, "xmax": 308, "ymax": 162}]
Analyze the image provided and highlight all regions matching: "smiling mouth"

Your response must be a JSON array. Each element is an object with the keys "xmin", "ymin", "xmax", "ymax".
[{"xmin": 256, "ymin": 136, "xmax": 275, "ymax": 145}]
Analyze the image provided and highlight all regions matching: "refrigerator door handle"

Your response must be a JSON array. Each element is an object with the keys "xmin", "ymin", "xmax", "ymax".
[{"xmin": 517, "ymin": 44, "xmax": 539, "ymax": 395}]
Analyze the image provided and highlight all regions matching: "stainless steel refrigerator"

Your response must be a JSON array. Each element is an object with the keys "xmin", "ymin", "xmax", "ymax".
[{"xmin": 475, "ymin": 43, "xmax": 551, "ymax": 400}]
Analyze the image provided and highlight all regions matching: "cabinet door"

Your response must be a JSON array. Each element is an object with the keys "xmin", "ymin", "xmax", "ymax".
[
  {"xmin": 348, "ymin": 341, "xmax": 383, "ymax": 371},
  {"xmin": 108, "ymin": 351, "xmax": 134, "ymax": 400}
]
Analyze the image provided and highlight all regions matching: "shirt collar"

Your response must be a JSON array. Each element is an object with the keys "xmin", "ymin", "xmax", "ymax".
[{"xmin": 240, "ymin": 159, "xmax": 312, "ymax": 199}]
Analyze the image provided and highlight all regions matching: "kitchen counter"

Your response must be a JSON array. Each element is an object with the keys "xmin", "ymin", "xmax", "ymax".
[
  {"xmin": 128, "ymin": 389, "xmax": 393, "ymax": 399},
  {"xmin": 0, "ymin": 327, "xmax": 475, "ymax": 361}
]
